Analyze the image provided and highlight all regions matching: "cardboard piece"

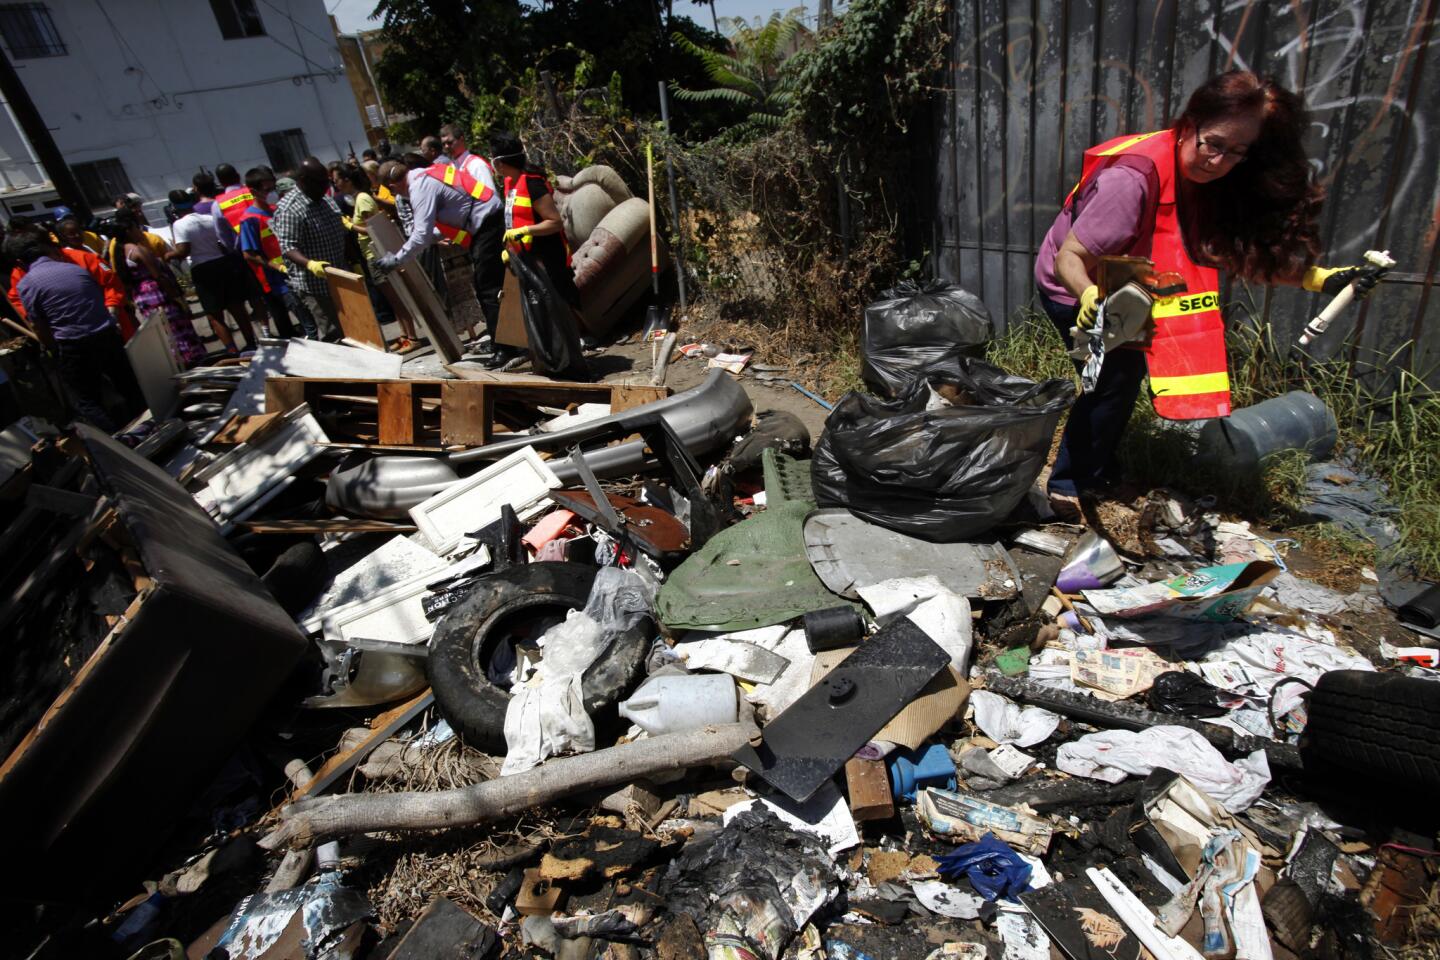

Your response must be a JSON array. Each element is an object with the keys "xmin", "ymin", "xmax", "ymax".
[
  {"xmin": 1082, "ymin": 561, "xmax": 1281, "ymax": 622},
  {"xmin": 324, "ymin": 266, "xmax": 386, "ymax": 350},
  {"xmin": 496, "ymin": 268, "xmax": 528, "ymax": 348},
  {"xmin": 125, "ymin": 313, "xmax": 181, "ymax": 418},
  {"xmin": 812, "ymin": 649, "xmax": 970, "ymax": 750}
]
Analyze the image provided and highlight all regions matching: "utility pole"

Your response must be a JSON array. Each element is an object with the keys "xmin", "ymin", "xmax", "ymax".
[
  {"xmin": 819, "ymin": 0, "xmax": 834, "ymax": 29},
  {"xmin": 0, "ymin": 47, "xmax": 88, "ymax": 221}
]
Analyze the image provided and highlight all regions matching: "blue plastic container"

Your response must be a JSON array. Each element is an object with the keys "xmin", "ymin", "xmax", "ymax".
[{"xmin": 887, "ymin": 742, "xmax": 958, "ymax": 801}]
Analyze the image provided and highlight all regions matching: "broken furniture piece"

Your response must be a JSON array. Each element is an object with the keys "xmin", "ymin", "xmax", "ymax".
[
  {"xmin": 551, "ymin": 412, "xmax": 720, "ymax": 567},
  {"xmin": 732, "ymin": 618, "xmax": 952, "ymax": 802},
  {"xmin": 324, "ymin": 266, "xmax": 389, "ymax": 352},
  {"xmin": 366, "ymin": 213, "xmax": 466, "ymax": 362}
]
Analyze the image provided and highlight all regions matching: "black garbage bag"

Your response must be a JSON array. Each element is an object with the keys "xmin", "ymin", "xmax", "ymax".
[
  {"xmin": 508, "ymin": 249, "xmax": 590, "ymax": 380},
  {"xmin": 1147, "ymin": 671, "xmax": 1229, "ymax": 718},
  {"xmin": 862, "ymin": 280, "xmax": 994, "ymax": 398},
  {"xmin": 811, "ymin": 356, "xmax": 1074, "ymax": 542}
]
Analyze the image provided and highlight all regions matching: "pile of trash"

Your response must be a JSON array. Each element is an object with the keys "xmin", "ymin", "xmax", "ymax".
[{"xmin": 4, "ymin": 286, "xmax": 1439, "ymax": 960}]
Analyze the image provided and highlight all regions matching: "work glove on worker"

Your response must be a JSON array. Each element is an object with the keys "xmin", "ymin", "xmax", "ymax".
[
  {"xmin": 373, "ymin": 253, "xmax": 400, "ymax": 274},
  {"xmin": 305, "ymin": 259, "xmax": 330, "ymax": 279},
  {"xmin": 1303, "ymin": 262, "xmax": 1389, "ymax": 298},
  {"xmin": 503, "ymin": 226, "xmax": 531, "ymax": 245},
  {"xmin": 500, "ymin": 248, "xmax": 509, "ymax": 264},
  {"xmin": 1076, "ymin": 285, "xmax": 1102, "ymax": 330}
]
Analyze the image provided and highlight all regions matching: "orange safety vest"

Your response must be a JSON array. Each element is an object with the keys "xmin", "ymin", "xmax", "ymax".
[
  {"xmin": 216, "ymin": 185, "xmax": 256, "ymax": 231},
  {"xmin": 504, "ymin": 172, "xmax": 571, "ymax": 267},
  {"xmin": 1066, "ymin": 129, "xmax": 1231, "ymax": 420},
  {"xmin": 238, "ymin": 205, "xmax": 285, "ymax": 293},
  {"xmin": 421, "ymin": 162, "xmax": 495, "ymax": 247}
]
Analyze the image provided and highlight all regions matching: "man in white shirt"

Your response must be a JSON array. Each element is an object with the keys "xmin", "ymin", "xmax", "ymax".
[
  {"xmin": 436, "ymin": 123, "xmax": 505, "ymax": 345},
  {"xmin": 167, "ymin": 189, "xmax": 258, "ymax": 349}
]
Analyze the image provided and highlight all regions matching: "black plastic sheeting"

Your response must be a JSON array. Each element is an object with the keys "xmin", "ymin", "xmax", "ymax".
[
  {"xmin": 507, "ymin": 249, "xmax": 589, "ymax": 381},
  {"xmin": 0, "ymin": 426, "xmax": 308, "ymax": 903},
  {"xmin": 861, "ymin": 280, "xmax": 993, "ymax": 398},
  {"xmin": 812, "ymin": 356, "xmax": 1074, "ymax": 542}
]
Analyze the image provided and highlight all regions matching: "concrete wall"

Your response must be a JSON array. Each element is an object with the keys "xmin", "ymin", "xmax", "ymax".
[{"xmin": 0, "ymin": 0, "xmax": 367, "ymax": 213}]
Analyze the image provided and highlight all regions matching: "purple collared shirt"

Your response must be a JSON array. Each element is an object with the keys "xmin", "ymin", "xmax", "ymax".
[
  {"xmin": 1034, "ymin": 166, "xmax": 1153, "ymax": 305},
  {"xmin": 17, "ymin": 257, "xmax": 115, "ymax": 341}
]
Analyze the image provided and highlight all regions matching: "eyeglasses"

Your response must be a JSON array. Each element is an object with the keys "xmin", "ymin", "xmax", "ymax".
[{"xmin": 1195, "ymin": 130, "xmax": 1250, "ymax": 162}]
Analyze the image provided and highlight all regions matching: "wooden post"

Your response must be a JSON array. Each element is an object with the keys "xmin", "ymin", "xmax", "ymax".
[{"xmin": 377, "ymin": 381, "xmax": 420, "ymax": 445}]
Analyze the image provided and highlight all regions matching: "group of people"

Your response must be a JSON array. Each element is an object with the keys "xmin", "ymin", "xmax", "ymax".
[{"xmin": 0, "ymin": 126, "xmax": 578, "ymax": 433}]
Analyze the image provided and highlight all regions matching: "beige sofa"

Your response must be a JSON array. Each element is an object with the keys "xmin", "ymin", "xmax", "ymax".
[{"xmin": 553, "ymin": 166, "xmax": 666, "ymax": 334}]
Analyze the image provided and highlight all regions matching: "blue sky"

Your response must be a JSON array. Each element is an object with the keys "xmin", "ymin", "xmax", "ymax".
[{"xmin": 326, "ymin": 0, "xmax": 823, "ymax": 34}]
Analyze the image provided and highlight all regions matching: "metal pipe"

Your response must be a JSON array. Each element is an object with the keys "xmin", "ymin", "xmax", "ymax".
[{"xmin": 657, "ymin": 81, "xmax": 687, "ymax": 314}]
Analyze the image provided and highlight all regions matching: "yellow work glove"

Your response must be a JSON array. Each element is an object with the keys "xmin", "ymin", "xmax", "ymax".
[
  {"xmin": 341, "ymin": 215, "xmax": 354, "ymax": 231},
  {"xmin": 1302, "ymin": 263, "xmax": 1386, "ymax": 298},
  {"xmin": 502, "ymin": 226, "xmax": 530, "ymax": 244},
  {"xmin": 306, "ymin": 259, "xmax": 330, "ymax": 278},
  {"xmin": 501, "ymin": 248, "xmax": 509, "ymax": 264},
  {"xmin": 1077, "ymin": 285, "xmax": 1101, "ymax": 330}
]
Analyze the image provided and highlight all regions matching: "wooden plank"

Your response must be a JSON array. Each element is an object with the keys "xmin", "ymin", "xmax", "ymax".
[
  {"xmin": 264, "ymin": 378, "xmax": 307, "ymax": 416},
  {"xmin": 324, "ymin": 267, "xmax": 386, "ymax": 351},
  {"xmin": 367, "ymin": 215, "xmax": 466, "ymax": 362},
  {"xmin": 377, "ymin": 381, "xmax": 420, "ymax": 445},
  {"xmin": 284, "ymin": 691, "xmax": 434, "ymax": 805},
  {"xmin": 240, "ymin": 519, "xmax": 417, "ymax": 534},
  {"xmin": 496, "ymin": 268, "xmax": 528, "ymax": 348},
  {"xmin": 609, "ymin": 383, "xmax": 670, "ymax": 413},
  {"xmin": 440, "ymin": 380, "xmax": 489, "ymax": 447},
  {"xmin": 211, "ymin": 412, "xmax": 283, "ymax": 445}
]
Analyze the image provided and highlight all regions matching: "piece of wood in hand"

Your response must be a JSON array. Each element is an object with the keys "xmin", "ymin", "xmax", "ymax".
[
  {"xmin": 324, "ymin": 266, "xmax": 386, "ymax": 350},
  {"xmin": 496, "ymin": 268, "xmax": 528, "ymax": 348}
]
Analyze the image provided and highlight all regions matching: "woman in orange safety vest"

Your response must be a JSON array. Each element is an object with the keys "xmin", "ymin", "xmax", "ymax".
[{"xmin": 1033, "ymin": 70, "xmax": 1390, "ymax": 519}]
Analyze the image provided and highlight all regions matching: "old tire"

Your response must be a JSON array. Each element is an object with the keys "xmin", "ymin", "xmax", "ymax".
[
  {"xmin": 426, "ymin": 562, "xmax": 649, "ymax": 752},
  {"xmin": 1301, "ymin": 669, "xmax": 1440, "ymax": 790}
]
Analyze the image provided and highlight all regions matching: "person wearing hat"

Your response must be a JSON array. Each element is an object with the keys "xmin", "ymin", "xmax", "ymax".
[
  {"xmin": 49, "ymin": 206, "xmax": 104, "ymax": 256},
  {"xmin": 166, "ymin": 188, "xmax": 258, "ymax": 355},
  {"xmin": 489, "ymin": 131, "xmax": 579, "ymax": 310}
]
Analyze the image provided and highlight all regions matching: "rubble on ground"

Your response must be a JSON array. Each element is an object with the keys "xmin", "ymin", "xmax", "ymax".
[{"xmin": 3, "ymin": 287, "xmax": 1438, "ymax": 960}]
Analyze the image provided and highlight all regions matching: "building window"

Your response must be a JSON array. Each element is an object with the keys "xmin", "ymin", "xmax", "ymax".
[
  {"xmin": 210, "ymin": 0, "xmax": 264, "ymax": 40},
  {"xmin": 70, "ymin": 158, "xmax": 134, "ymax": 210},
  {"xmin": 261, "ymin": 129, "xmax": 309, "ymax": 174},
  {"xmin": 0, "ymin": 3, "xmax": 66, "ymax": 58}
]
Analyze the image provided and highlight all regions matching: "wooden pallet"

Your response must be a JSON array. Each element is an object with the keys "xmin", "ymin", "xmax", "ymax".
[{"xmin": 264, "ymin": 376, "xmax": 670, "ymax": 448}]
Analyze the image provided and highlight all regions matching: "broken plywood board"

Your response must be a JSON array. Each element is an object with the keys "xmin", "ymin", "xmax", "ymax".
[
  {"xmin": 191, "ymin": 404, "xmax": 329, "ymax": 522},
  {"xmin": 325, "ymin": 267, "xmax": 386, "ymax": 351},
  {"xmin": 367, "ymin": 215, "xmax": 464, "ymax": 363},
  {"xmin": 409, "ymin": 447, "xmax": 560, "ymax": 555}
]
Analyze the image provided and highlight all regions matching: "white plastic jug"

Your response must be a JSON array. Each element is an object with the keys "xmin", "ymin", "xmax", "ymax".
[{"xmin": 618, "ymin": 674, "xmax": 737, "ymax": 735}]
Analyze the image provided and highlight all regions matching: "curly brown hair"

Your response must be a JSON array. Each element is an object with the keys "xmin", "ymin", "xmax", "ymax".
[{"xmin": 1176, "ymin": 70, "xmax": 1324, "ymax": 283}]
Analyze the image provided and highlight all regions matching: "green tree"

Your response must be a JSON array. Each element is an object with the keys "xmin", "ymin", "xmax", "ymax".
[
  {"xmin": 372, "ymin": 0, "xmax": 525, "ymax": 136},
  {"xmin": 670, "ymin": 12, "xmax": 804, "ymax": 140}
]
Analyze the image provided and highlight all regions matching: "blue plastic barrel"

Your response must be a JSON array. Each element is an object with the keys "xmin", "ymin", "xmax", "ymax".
[{"xmin": 1198, "ymin": 391, "xmax": 1337, "ymax": 475}]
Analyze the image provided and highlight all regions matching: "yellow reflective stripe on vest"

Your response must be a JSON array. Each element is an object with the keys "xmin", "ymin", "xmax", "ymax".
[
  {"xmin": 512, "ymin": 195, "xmax": 532, "ymax": 208},
  {"xmin": 452, "ymin": 229, "xmax": 470, "ymax": 245},
  {"xmin": 442, "ymin": 165, "xmax": 458, "ymax": 185},
  {"xmin": 1150, "ymin": 371, "xmax": 1231, "ymax": 396},
  {"xmin": 1151, "ymin": 290, "xmax": 1220, "ymax": 319},
  {"xmin": 1097, "ymin": 131, "xmax": 1164, "ymax": 157},
  {"xmin": 218, "ymin": 193, "xmax": 247, "ymax": 209}
]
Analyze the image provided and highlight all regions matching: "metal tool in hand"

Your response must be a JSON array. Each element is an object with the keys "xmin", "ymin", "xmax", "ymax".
[{"xmin": 1297, "ymin": 249, "xmax": 1396, "ymax": 348}]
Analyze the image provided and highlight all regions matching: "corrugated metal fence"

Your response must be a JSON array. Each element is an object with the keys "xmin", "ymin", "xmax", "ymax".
[{"xmin": 924, "ymin": 0, "xmax": 1440, "ymax": 377}]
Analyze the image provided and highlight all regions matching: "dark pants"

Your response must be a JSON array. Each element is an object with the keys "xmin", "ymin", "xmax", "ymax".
[
  {"xmin": 55, "ymin": 327, "xmax": 146, "ymax": 433},
  {"xmin": 1040, "ymin": 290, "xmax": 1148, "ymax": 497},
  {"xmin": 359, "ymin": 259, "xmax": 395, "ymax": 327},
  {"xmin": 470, "ymin": 211, "xmax": 505, "ymax": 339},
  {"xmin": 263, "ymin": 291, "xmax": 297, "ymax": 337},
  {"xmin": 285, "ymin": 291, "xmax": 319, "ymax": 339}
]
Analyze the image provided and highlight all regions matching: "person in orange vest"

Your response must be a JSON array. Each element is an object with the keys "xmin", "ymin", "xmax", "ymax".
[
  {"xmin": 373, "ymin": 153, "xmax": 503, "ymax": 345},
  {"xmin": 1033, "ymin": 70, "xmax": 1389, "ymax": 518},
  {"xmin": 8, "ymin": 221, "xmax": 129, "ymax": 336},
  {"xmin": 235, "ymin": 166, "xmax": 304, "ymax": 339}
]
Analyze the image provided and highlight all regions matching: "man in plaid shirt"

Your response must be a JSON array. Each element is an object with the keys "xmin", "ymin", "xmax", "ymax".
[{"xmin": 272, "ymin": 157, "xmax": 348, "ymax": 340}]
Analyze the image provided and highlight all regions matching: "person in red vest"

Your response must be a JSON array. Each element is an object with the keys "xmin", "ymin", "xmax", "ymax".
[
  {"xmin": 8, "ymin": 223, "xmax": 129, "ymax": 336},
  {"xmin": 1033, "ymin": 70, "xmax": 1390, "ymax": 518},
  {"xmin": 235, "ymin": 166, "xmax": 303, "ymax": 338}
]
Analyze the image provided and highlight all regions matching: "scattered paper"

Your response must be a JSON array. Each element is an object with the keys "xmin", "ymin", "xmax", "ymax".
[
  {"xmin": 1071, "ymin": 647, "xmax": 1171, "ymax": 700},
  {"xmin": 969, "ymin": 690, "xmax": 1061, "ymax": 747},
  {"xmin": 724, "ymin": 781, "xmax": 859, "ymax": 856},
  {"xmin": 916, "ymin": 787, "xmax": 1054, "ymax": 855},
  {"xmin": 912, "ymin": 879, "xmax": 984, "ymax": 919},
  {"xmin": 678, "ymin": 637, "xmax": 791, "ymax": 684},
  {"xmin": 988, "ymin": 744, "xmax": 1036, "ymax": 778}
]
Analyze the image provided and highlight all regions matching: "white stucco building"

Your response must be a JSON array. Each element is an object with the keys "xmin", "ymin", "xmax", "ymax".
[{"xmin": 0, "ymin": 0, "xmax": 367, "ymax": 222}]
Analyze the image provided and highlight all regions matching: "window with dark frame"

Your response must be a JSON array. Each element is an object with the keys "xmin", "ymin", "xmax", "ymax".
[
  {"xmin": 0, "ymin": 3, "xmax": 66, "ymax": 59},
  {"xmin": 260, "ymin": 129, "xmax": 310, "ymax": 175},
  {"xmin": 209, "ymin": 0, "xmax": 265, "ymax": 40},
  {"xmin": 70, "ymin": 159, "xmax": 135, "ymax": 211}
]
